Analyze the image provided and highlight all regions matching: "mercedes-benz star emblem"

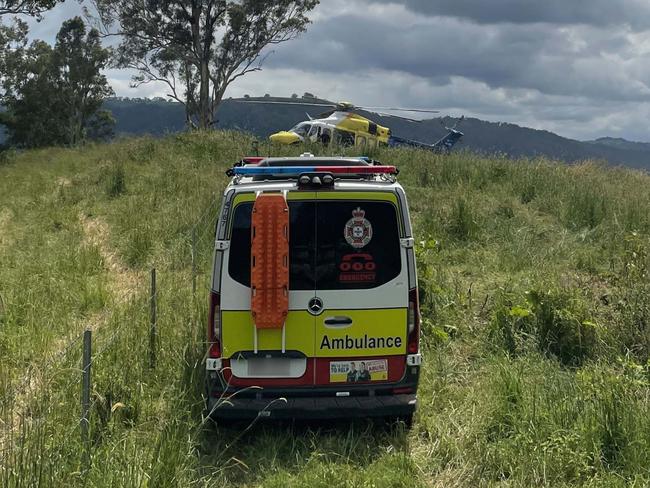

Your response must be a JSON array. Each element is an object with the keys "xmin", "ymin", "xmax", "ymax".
[{"xmin": 308, "ymin": 297, "xmax": 324, "ymax": 315}]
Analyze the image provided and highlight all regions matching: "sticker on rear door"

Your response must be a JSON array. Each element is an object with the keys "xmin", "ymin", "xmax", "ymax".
[
  {"xmin": 329, "ymin": 359, "xmax": 388, "ymax": 383},
  {"xmin": 344, "ymin": 207, "xmax": 373, "ymax": 249},
  {"xmin": 338, "ymin": 253, "xmax": 377, "ymax": 283}
]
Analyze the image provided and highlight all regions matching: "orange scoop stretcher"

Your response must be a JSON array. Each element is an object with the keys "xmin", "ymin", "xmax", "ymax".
[{"xmin": 250, "ymin": 193, "xmax": 289, "ymax": 352}]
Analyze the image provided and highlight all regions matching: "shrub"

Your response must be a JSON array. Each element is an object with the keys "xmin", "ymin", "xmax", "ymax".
[
  {"xmin": 448, "ymin": 197, "xmax": 479, "ymax": 241},
  {"xmin": 607, "ymin": 233, "xmax": 650, "ymax": 361},
  {"xmin": 490, "ymin": 288, "xmax": 598, "ymax": 366},
  {"xmin": 124, "ymin": 226, "xmax": 153, "ymax": 267},
  {"xmin": 564, "ymin": 184, "xmax": 607, "ymax": 230},
  {"xmin": 106, "ymin": 165, "xmax": 126, "ymax": 198}
]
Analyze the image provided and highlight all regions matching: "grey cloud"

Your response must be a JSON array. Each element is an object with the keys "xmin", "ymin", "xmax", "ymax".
[
  {"xmin": 17, "ymin": 0, "xmax": 650, "ymax": 141},
  {"xmin": 373, "ymin": 0, "xmax": 650, "ymax": 30},
  {"xmin": 267, "ymin": 13, "xmax": 650, "ymax": 102}
]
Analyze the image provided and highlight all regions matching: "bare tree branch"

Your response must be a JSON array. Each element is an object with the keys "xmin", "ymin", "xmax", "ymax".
[{"xmin": 89, "ymin": 0, "xmax": 319, "ymax": 129}]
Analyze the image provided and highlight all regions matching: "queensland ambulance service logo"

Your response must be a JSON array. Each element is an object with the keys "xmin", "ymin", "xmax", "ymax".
[{"xmin": 344, "ymin": 207, "xmax": 373, "ymax": 249}]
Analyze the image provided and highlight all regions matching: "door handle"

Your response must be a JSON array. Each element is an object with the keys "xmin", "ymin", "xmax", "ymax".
[{"xmin": 324, "ymin": 316, "xmax": 353, "ymax": 328}]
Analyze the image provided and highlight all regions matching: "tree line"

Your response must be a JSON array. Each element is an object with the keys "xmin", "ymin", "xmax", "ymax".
[{"xmin": 0, "ymin": 0, "xmax": 319, "ymax": 149}]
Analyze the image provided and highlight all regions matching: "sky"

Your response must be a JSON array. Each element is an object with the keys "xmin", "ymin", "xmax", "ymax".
[{"xmin": 19, "ymin": 0, "xmax": 650, "ymax": 142}]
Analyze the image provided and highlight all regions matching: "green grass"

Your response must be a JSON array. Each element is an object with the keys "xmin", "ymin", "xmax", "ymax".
[{"xmin": 1, "ymin": 132, "xmax": 650, "ymax": 486}]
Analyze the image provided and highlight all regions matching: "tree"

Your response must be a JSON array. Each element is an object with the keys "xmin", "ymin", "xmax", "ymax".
[
  {"xmin": 0, "ymin": 38, "xmax": 61, "ymax": 146},
  {"xmin": 0, "ymin": 0, "xmax": 60, "ymax": 17},
  {"xmin": 92, "ymin": 0, "xmax": 319, "ymax": 129},
  {"xmin": 53, "ymin": 17, "xmax": 114, "ymax": 145},
  {"xmin": 1, "ymin": 17, "xmax": 114, "ymax": 147}
]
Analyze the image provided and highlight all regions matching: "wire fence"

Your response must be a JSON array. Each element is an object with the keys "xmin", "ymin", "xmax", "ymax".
[{"xmin": 0, "ymin": 195, "xmax": 220, "ymax": 481}]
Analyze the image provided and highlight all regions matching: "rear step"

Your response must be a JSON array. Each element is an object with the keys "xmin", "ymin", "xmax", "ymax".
[{"xmin": 208, "ymin": 394, "xmax": 417, "ymax": 420}]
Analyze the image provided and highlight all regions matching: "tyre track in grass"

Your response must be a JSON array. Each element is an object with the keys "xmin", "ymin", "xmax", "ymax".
[
  {"xmin": 0, "ymin": 207, "xmax": 14, "ymax": 251},
  {"xmin": 0, "ymin": 211, "xmax": 144, "ymax": 451},
  {"xmin": 79, "ymin": 212, "xmax": 143, "ymax": 302}
]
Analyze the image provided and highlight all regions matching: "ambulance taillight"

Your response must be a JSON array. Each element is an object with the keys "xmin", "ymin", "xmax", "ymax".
[
  {"xmin": 407, "ymin": 288, "xmax": 420, "ymax": 354},
  {"xmin": 208, "ymin": 291, "xmax": 221, "ymax": 358}
]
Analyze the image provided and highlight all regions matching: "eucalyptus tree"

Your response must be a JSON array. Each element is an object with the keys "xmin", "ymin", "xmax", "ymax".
[
  {"xmin": 92, "ymin": 0, "xmax": 319, "ymax": 129},
  {"xmin": 0, "ymin": 0, "xmax": 59, "ymax": 17},
  {"xmin": 1, "ymin": 17, "xmax": 114, "ymax": 147}
]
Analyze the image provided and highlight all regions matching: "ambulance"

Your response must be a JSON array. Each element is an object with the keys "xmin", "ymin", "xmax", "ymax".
[{"xmin": 205, "ymin": 154, "xmax": 422, "ymax": 422}]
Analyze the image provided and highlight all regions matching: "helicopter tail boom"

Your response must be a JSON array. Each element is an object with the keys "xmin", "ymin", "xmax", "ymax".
[
  {"xmin": 388, "ymin": 117, "xmax": 464, "ymax": 153},
  {"xmin": 388, "ymin": 130, "xmax": 463, "ymax": 153}
]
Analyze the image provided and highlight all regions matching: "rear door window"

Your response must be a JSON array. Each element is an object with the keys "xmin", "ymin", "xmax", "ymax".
[
  {"xmin": 229, "ymin": 201, "xmax": 316, "ymax": 290},
  {"xmin": 315, "ymin": 200, "xmax": 401, "ymax": 290}
]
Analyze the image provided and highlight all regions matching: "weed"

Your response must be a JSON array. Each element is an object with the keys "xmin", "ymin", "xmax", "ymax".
[
  {"xmin": 490, "ymin": 288, "xmax": 597, "ymax": 365},
  {"xmin": 1, "ymin": 132, "xmax": 650, "ymax": 486},
  {"xmin": 448, "ymin": 196, "xmax": 479, "ymax": 241},
  {"xmin": 105, "ymin": 164, "xmax": 127, "ymax": 198}
]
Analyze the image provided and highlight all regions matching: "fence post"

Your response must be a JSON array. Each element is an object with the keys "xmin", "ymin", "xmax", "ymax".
[
  {"xmin": 81, "ymin": 329, "xmax": 92, "ymax": 471},
  {"xmin": 191, "ymin": 228, "xmax": 197, "ymax": 296},
  {"xmin": 150, "ymin": 268, "xmax": 157, "ymax": 369}
]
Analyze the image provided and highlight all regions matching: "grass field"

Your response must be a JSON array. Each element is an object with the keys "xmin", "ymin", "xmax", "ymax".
[{"xmin": 1, "ymin": 131, "xmax": 650, "ymax": 487}]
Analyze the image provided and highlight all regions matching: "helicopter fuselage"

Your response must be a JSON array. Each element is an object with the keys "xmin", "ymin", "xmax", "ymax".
[{"xmin": 269, "ymin": 111, "xmax": 391, "ymax": 149}]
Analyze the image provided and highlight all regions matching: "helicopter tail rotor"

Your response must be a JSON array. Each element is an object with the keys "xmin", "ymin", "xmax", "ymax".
[{"xmin": 441, "ymin": 115, "xmax": 465, "ymax": 132}]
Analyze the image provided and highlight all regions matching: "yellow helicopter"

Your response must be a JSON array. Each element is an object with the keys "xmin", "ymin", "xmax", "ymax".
[{"xmin": 237, "ymin": 100, "xmax": 464, "ymax": 152}]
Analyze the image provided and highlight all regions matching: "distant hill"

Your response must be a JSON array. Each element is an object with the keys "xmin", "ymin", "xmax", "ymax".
[
  {"xmin": 586, "ymin": 137, "xmax": 650, "ymax": 153},
  {"xmin": 3, "ymin": 96, "xmax": 650, "ymax": 170},
  {"xmin": 104, "ymin": 96, "xmax": 650, "ymax": 171}
]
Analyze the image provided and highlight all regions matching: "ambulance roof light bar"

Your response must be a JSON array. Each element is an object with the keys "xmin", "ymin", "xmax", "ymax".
[
  {"xmin": 230, "ymin": 165, "xmax": 398, "ymax": 177},
  {"xmin": 241, "ymin": 157, "xmax": 266, "ymax": 164}
]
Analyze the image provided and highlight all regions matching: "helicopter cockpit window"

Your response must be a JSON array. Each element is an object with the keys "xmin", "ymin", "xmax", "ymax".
[
  {"xmin": 290, "ymin": 123, "xmax": 311, "ymax": 137},
  {"xmin": 308, "ymin": 125, "xmax": 320, "ymax": 139}
]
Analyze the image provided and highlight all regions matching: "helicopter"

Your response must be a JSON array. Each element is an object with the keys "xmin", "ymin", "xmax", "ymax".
[{"xmin": 235, "ymin": 100, "xmax": 464, "ymax": 153}]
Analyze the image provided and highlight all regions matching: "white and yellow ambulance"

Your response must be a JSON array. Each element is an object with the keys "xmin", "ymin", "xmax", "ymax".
[{"xmin": 206, "ymin": 155, "xmax": 422, "ymax": 422}]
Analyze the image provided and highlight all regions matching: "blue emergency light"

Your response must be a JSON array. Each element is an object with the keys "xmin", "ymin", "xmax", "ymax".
[{"xmin": 231, "ymin": 165, "xmax": 398, "ymax": 176}]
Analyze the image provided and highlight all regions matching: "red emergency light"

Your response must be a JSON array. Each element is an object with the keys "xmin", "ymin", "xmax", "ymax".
[{"xmin": 231, "ymin": 165, "xmax": 398, "ymax": 176}]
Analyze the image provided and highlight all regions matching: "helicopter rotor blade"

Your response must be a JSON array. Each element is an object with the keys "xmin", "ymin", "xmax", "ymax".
[
  {"xmin": 356, "ymin": 106, "xmax": 440, "ymax": 114},
  {"xmin": 232, "ymin": 100, "xmax": 337, "ymax": 108},
  {"xmin": 369, "ymin": 111, "xmax": 421, "ymax": 123}
]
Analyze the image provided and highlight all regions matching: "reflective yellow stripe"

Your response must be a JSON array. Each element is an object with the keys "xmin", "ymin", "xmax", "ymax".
[
  {"xmin": 316, "ymin": 191, "xmax": 398, "ymax": 205},
  {"xmin": 232, "ymin": 192, "xmax": 319, "ymax": 205},
  {"xmin": 221, "ymin": 311, "xmax": 315, "ymax": 358},
  {"xmin": 314, "ymin": 309, "xmax": 407, "ymax": 357},
  {"xmin": 233, "ymin": 192, "xmax": 397, "ymax": 204},
  {"xmin": 221, "ymin": 308, "xmax": 407, "ymax": 358},
  {"xmin": 232, "ymin": 193, "xmax": 256, "ymax": 203}
]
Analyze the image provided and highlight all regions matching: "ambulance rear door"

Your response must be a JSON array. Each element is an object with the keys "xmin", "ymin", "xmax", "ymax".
[
  {"xmin": 219, "ymin": 192, "xmax": 317, "ymax": 387},
  {"xmin": 313, "ymin": 192, "xmax": 409, "ymax": 387}
]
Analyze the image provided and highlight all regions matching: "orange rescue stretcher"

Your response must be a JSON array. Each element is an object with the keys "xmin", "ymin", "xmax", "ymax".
[{"xmin": 250, "ymin": 193, "xmax": 289, "ymax": 352}]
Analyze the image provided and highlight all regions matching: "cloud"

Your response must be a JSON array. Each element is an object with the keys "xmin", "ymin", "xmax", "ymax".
[
  {"xmin": 12, "ymin": 0, "xmax": 650, "ymax": 142},
  {"xmin": 265, "ymin": 12, "xmax": 650, "ymax": 102},
  {"xmin": 223, "ymin": 67, "xmax": 650, "ymax": 141},
  {"xmin": 372, "ymin": 0, "xmax": 650, "ymax": 30}
]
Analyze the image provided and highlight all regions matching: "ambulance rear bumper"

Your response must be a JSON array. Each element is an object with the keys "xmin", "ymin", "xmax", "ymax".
[{"xmin": 207, "ymin": 393, "xmax": 417, "ymax": 420}]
